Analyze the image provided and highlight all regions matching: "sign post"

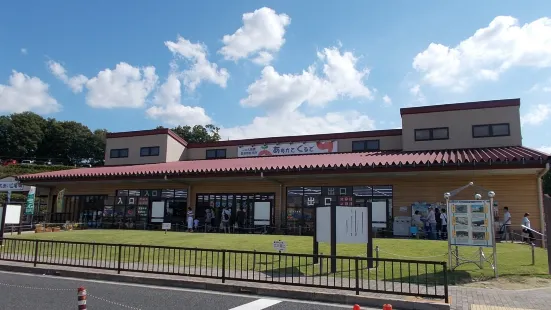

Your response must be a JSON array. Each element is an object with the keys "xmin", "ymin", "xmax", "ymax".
[
  {"xmin": 543, "ymin": 194, "xmax": 551, "ymax": 274},
  {"xmin": 25, "ymin": 186, "xmax": 36, "ymax": 215},
  {"xmin": 272, "ymin": 240, "xmax": 287, "ymax": 253},
  {"xmin": 162, "ymin": 223, "xmax": 171, "ymax": 234}
]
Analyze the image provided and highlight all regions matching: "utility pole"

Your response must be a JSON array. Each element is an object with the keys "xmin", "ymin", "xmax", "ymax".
[{"xmin": 544, "ymin": 194, "xmax": 551, "ymax": 274}]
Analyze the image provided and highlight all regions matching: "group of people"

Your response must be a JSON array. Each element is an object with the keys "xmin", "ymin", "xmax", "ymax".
[
  {"xmin": 185, "ymin": 206, "xmax": 248, "ymax": 233},
  {"xmin": 411, "ymin": 206, "xmax": 448, "ymax": 240},
  {"xmin": 501, "ymin": 207, "xmax": 536, "ymax": 245}
]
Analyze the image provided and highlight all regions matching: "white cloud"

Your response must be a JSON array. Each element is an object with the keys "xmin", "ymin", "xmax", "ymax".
[
  {"xmin": 146, "ymin": 74, "xmax": 212, "ymax": 126},
  {"xmin": 382, "ymin": 95, "xmax": 392, "ymax": 105},
  {"xmin": 537, "ymin": 146, "xmax": 551, "ymax": 154},
  {"xmin": 85, "ymin": 63, "xmax": 158, "ymax": 109},
  {"xmin": 165, "ymin": 36, "xmax": 229, "ymax": 91},
  {"xmin": 240, "ymin": 46, "xmax": 372, "ymax": 113},
  {"xmin": 409, "ymin": 84, "xmax": 426, "ymax": 104},
  {"xmin": 47, "ymin": 60, "xmax": 89, "ymax": 93},
  {"xmin": 413, "ymin": 16, "xmax": 551, "ymax": 92},
  {"xmin": 521, "ymin": 104, "xmax": 551, "ymax": 126},
  {"xmin": 530, "ymin": 78, "xmax": 551, "ymax": 93},
  {"xmin": 20, "ymin": 48, "xmax": 27, "ymax": 55},
  {"xmin": 219, "ymin": 7, "xmax": 290, "ymax": 65},
  {"xmin": 0, "ymin": 71, "xmax": 60, "ymax": 114},
  {"xmin": 220, "ymin": 110, "xmax": 376, "ymax": 140}
]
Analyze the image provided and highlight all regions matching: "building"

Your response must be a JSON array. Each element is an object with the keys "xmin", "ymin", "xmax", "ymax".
[{"xmin": 17, "ymin": 98, "xmax": 550, "ymax": 235}]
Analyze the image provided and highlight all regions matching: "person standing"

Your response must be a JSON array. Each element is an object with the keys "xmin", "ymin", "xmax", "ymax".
[
  {"xmin": 204, "ymin": 208, "xmax": 213, "ymax": 232},
  {"xmin": 435, "ymin": 208, "xmax": 442, "ymax": 239},
  {"xmin": 522, "ymin": 213, "xmax": 535, "ymax": 245},
  {"xmin": 427, "ymin": 207, "xmax": 437, "ymax": 240},
  {"xmin": 502, "ymin": 207, "xmax": 512, "ymax": 242},
  {"xmin": 186, "ymin": 207, "xmax": 194, "ymax": 232},
  {"xmin": 440, "ymin": 208, "xmax": 448, "ymax": 240},
  {"xmin": 222, "ymin": 206, "xmax": 231, "ymax": 233},
  {"xmin": 236, "ymin": 208, "xmax": 245, "ymax": 233}
]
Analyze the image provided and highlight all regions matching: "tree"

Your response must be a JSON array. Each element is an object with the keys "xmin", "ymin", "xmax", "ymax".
[
  {"xmin": 170, "ymin": 124, "xmax": 221, "ymax": 143},
  {"xmin": 7, "ymin": 112, "xmax": 47, "ymax": 158}
]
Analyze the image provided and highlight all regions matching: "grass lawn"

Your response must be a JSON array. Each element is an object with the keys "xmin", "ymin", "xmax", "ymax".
[{"xmin": 5, "ymin": 230, "xmax": 548, "ymax": 284}]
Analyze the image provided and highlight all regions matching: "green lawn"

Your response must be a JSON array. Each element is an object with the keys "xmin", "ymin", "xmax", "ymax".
[{"xmin": 3, "ymin": 230, "xmax": 548, "ymax": 284}]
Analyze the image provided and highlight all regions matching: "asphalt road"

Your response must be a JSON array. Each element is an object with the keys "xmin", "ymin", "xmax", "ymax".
[{"xmin": 0, "ymin": 271, "xmax": 380, "ymax": 310}]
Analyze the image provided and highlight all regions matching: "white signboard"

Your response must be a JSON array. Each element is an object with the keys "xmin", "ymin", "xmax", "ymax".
[
  {"xmin": 254, "ymin": 201, "xmax": 270, "ymax": 225},
  {"xmin": 450, "ymin": 200, "xmax": 493, "ymax": 247},
  {"xmin": 273, "ymin": 240, "xmax": 287, "ymax": 252},
  {"xmin": 5, "ymin": 204, "xmax": 22, "ymax": 224},
  {"xmin": 238, "ymin": 141, "xmax": 338, "ymax": 157},
  {"xmin": 0, "ymin": 182, "xmax": 25, "ymax": 192},
  {"xmin": 162, "ymin": 223, "xmax": 172, "ymax": 230},
  {"xmin": 151, "ymin": 201, "xmax": 165, "ymax": 223},
  {"xmin": 315, "ymin": 206, "xmax": 369, "ymax": 244}
]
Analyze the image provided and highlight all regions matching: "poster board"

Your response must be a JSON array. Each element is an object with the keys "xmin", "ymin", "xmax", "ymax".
[
  {"xmin": 151, "ymin": 201, "xmax": 164, "ymax": 223},
  {"xmin": 253, "ymin": 201, "xmax": 270, "ymax": 225},
  {"xmin": 336, "ymin": 206, "xmax": 369, "ymax": 244},
  {"xmin": 315, "ymin": 206, "xmax": 331, "ymax": 243},
  {"xmin": 450, "ymin": 200, "xmax": 493, "ymax": 247},
  {"xmin": 5, "ymin": 204, "xmax": 22, "ymax": 224},
  {"xmin": 372, "ymin": 201, "xmax": 387, "ymax": 228}
]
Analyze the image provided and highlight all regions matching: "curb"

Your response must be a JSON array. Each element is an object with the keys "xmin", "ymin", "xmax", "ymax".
[{"xmin": 0, "ymin": 264, "xmax": 449, "ymax": 310}]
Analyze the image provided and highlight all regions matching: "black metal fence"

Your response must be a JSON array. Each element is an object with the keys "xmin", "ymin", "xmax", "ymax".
[{"xmin": 0, "ymin": 238, "xmax": 448, "ymax": 302}]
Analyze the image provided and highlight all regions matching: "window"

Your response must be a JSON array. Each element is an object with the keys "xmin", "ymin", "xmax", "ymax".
[
  {"xmin": 110, "ymin": 148, "xmax": 129, "ymax": 158},
  {"xmin": 352, "ymin": 140, "xmax": 380, "ymax": 152},
  {"xmin": 140, "ymin": 146, "xmax": 160, "ymax": 157},
  {"xmin": 206, "ymin": 149, "xmax": 226, "ymax": 159},
  {"xmin": 472, "ymin": 123, "xmax": 510, "ymax": 138},
  {"xmin": 414, "ymin": 127, "xmax": 449, "ymax": 141}
]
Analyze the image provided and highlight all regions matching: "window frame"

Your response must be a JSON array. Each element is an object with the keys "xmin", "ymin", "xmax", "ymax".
[
  {"xmin": 351, "ymin": 140, "xmax": 380, "ymax": 152},
  {"xmin": 206, "ymin": 148, "xmax": 227, "ymax": 160},
  {"xmin": 472, "ymin": 123, "xmax": 511, "ymax": 138},
  {"xmin": 140, "ymin": 146, "xmax": 160, "ymax": 157},
  {"xmin": 109, "ymin": 148, "xmax": 129, "ymax": 158},
  {"xmin": 414, "ymin": 127, "xmax": 449, "ymax": 141}
]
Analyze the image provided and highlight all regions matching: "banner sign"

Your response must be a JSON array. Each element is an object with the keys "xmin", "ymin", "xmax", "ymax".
[
  {"xmin": 25, "ymin": 186, "xmax": 36, "ymax": 215},
  {"xmin": 450, "ymin": 200, "xmax": 493, "ymax": 247},
  {"xmin": 56, "ymin": 189, "xmax": 66, "ymax": 213},
  {"xmin": 237, "ymin": 141, "xmax": 338, "ymax": 157},
  {"xmin": 0, "ymin": 181, "xmax": 25, "ymax": 192}
]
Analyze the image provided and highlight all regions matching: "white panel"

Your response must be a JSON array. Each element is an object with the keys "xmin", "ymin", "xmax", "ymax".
[
  {"xmin": 151, "ymin": 201, "xmax": 164, "ymax": 221},
  {"xmin": 315, "ymin": 207, "xmax": 331, "ymax": 243},
  {"xmin": 372, "ymin": 201, "xmax": 387, "ymax": 228},
  {"xmin": 5, "ymin": 204, "xmax": 22, "ymax": 224},
  {"xmin": 336, "ymin": 206, "xmax": 369, "ymax": 244},
  {"xmin": 254, "ymin": 202, "xmax": 270, "ymax": 225}
]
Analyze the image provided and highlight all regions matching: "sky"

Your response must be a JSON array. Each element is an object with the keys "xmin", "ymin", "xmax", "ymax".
[{"xmin": 1, "ymin": 1, "xmax": 551, "ymax": 153}]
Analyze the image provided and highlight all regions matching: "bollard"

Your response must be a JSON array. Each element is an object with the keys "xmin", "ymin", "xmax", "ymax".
[
  {"xmin": 78, "ymin": 287, "xmax": 87, "ymax": 310},
  {"xmin": 531, "ymin": 244, "xmax": 536, "ymax": 265},
  {"xmin": 382, "ymin": 304, "xmax": 392, "ymax": 310},
  {"xmin": 352, "ymin": 304, "xmax": 360, "ymax": 310}
]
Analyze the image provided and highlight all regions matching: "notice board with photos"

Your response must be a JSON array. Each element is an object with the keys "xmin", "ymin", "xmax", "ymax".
[{"xmin": 450, "ymin": 200, "xmax": 493, "ymax": 247}]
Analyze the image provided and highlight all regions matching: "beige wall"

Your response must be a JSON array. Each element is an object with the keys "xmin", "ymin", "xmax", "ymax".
[
  {"xmin": 401, "ymin": 105, "xmax": 522, "ymax": 151},
  {"xmin": 185, "ymin": 135, "xmax": 403, "ymax": 160},
  {"xmin": 104, "ymin": 134, "xmax": 185, "ymax": 166}
]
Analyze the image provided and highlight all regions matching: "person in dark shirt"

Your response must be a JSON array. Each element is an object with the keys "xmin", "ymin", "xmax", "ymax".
[
  {"xmin": 237, "ymin": 208, "xmax": 246, "ymax": 233},
  {"xmin": 435, "ymin": 208, "xmax": 442, "ymax": 239}
]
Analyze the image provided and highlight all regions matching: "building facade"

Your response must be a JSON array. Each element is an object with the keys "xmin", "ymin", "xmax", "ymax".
[{"xmin": 18, "ymin": 99, "xmax": 550, "ymax": 235}]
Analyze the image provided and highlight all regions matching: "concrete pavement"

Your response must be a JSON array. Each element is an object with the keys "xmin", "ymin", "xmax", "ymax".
[{"xmin": 0, "ymin": 271, "xmax": 379, "ymax": 310}]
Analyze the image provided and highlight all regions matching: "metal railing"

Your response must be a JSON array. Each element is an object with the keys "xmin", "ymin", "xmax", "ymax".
[{"xmin": 0, "ymin": 238, "xmax": 448, "ymax": 302}]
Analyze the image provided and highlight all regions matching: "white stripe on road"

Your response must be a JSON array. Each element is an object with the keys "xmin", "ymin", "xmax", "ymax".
[{"xmin": 229, "ymin": 298, "xmax": 282, "ymax": 310}]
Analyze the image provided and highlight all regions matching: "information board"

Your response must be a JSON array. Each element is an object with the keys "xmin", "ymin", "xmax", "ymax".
[{"xmin": 450, "ymin": 200, "xmax": 493, "ymax": 247}]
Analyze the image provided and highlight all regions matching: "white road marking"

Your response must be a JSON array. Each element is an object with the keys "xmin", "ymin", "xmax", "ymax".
[{"xmin": 229, "ymin": 298, "xmax": 282, "ymax": 310}]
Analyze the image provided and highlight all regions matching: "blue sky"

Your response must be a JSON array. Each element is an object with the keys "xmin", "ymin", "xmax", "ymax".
[{"xmin": 1, "ymin": 1, "xmax": 550, "ymax": 152}]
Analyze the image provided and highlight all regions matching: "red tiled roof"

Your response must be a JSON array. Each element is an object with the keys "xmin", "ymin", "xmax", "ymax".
[
  {"xmin": 400, "ymin": 98, "xmax": 520, "ymax": 115},
  {"xmin": 17, "ymin": 146, "xmax": 549, "ymax": 182}
]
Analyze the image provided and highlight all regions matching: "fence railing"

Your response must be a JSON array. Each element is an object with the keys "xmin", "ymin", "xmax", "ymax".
[{"xmin": 0, "ymin": 238, "xmax": 448, "ymax": 302}]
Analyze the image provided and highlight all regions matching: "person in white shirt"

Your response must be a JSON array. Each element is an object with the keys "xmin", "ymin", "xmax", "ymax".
[
  {"xmin": 427, "ymin": 207, "xmax": 437, "ymax": 240},
  {"xmin": 186, "ymin": 207, "xmax": 194, "ymax": 232},
  {"xmin": 522, "ymin": 213, "xmax": 535, "ymax": 245},
  {"xmin": 221, "ymin": 207, "xmax": 231, "ymax": 233},
  {"xmin": 205, "ymin": 209, "xmax": 213, "ymax": 232},
  {"xmin": 502, "ymin": 207, "xmax": 512, "ymax": 242},
  {"xmin": 440, "ymin": 208, "xmax": 448, "ymax": 240},
  {"xmin": 193, "ymin": 218, "xmax": 199, "ymax": 230}
]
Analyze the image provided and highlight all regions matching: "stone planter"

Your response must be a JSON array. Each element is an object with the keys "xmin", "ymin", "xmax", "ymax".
[
  {"xmin": 45, "ymin": 227, "xmax": 52, "ymax": 232},
  {"xmin": 52, "ymin": 227, "xmax": 61, "ymax": 232}
]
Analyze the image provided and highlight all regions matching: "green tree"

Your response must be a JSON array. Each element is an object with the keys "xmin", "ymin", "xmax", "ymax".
[
  {"xmin": 7, "ymin": 112, "xmax": 47, "ymax": 158},
  {"xmin": 170, "ymin": 124, "xmax": 221, "ymax": 143}
]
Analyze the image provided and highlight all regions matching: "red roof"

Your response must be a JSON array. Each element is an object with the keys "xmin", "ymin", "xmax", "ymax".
[{"xmin": 18, "ymin": 146, "xmax": 549, "ymax": 182}]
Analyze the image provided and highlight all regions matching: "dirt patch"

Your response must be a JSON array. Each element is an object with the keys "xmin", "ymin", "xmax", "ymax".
[{"xmin": 462, "ymin": 276, "xmax": 551, "ymax": 290}]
